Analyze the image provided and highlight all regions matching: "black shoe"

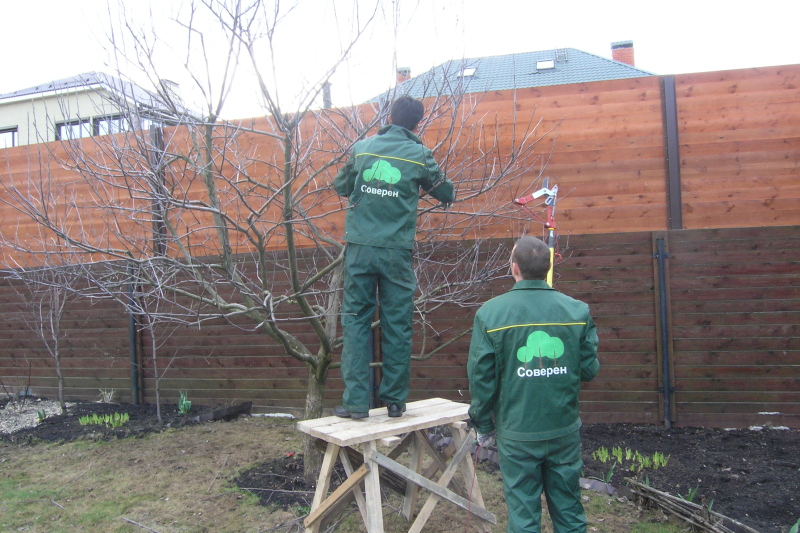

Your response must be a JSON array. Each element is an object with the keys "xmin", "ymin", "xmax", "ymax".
[
  {"xmin": 387, "ymin": 404, "xmax": 406, "ymax": 418},
  {"xmin": 334, "ymin": 406, "xmax": 368, "ymax": 419}
]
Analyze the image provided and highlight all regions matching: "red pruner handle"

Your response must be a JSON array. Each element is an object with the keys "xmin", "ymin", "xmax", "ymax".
[{"xmin": 513, "ymin": 194, "xmax": 536, "ymax": 206}]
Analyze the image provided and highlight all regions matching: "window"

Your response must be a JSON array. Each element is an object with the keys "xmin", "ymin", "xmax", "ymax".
[
  {"xmin": 461, "ymin": 67, "xmax": 477, "ymax": 77},
  {"xmin": 0, "ymin": 127, "xmax": 17, "ymax": 148},
  {"xmin": 56, "ymin": 120, "xmax": 92, "ymax": 141},
  {"xmin": 536, "ymin": 60, "xmax": 555, "ymax": 70},
  {"xmin": 94, "ymin": 115, "xmax": 128, "ymax": 136}
]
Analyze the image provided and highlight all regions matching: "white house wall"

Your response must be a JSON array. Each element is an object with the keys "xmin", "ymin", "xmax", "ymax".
[{"xmin": 0, "ymin": 88, "xmax": 124, "ymax": 146}]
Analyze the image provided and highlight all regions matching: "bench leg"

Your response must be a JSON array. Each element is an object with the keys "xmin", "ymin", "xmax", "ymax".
[
  {"xmin": 364, "ymin": 441, "xmax": 384, "ymax": 533},
  {"xmin": 306, "ymin": 441, "xmax": 339, "ymax": 533}
]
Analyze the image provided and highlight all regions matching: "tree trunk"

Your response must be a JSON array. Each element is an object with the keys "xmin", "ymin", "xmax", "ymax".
[
  {"xmin": 151, "ymin": 332, "xmax": 162, "ymax": 424},
  {"xmin": 54, "ymin": 354, "xmax": 66, "ymax": 415},
  {"xmin": 302, "ymin": 365, "xmax": 327, "ymax": 484}
]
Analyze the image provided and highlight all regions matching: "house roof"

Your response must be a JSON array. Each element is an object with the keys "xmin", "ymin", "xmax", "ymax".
[
  {"xmin": 0, "ymin": 72, "xmax": 152, "ymax": 103},
  {"xmin": 376, "ymin": 48, "xmax": 653, "ymax": 101},
  {"xmin": 0, "ymin": 72, "xmax": 189, "ymax": 120}
]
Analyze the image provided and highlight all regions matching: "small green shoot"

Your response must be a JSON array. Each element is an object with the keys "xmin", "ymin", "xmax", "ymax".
[
  {"xmin": 602, "ymin": 463, "xmax": 615, "ymax": 484},
  {"xmin": 789, "ymin": 517, "xmax": 799, "ymax": 533},
  {"xmin": 681, "ymin": 485, "xmax": 699, "ymax": 503},
  {"xmin": 78, "ymin": 412, "xmax": 130, "ymax": 428},
  {"xmin": 653, "ymin": 451, "xmax": 670, "ymax": 468},
  {"xmin": 591, "ymin": 447, "xmax": 610, "ymax": 463},
  {"xmin": 612, "ymin": 446, "xmax": 624, "ymax": 464},
  {"xmin": 593, "ymin": 447, "xmax": 671, "ymax": 477},
  {"xmin": 178, "ymin": 391, "xmax": 192, "ymax": 415},
  {"xmin": 36, "ymin": 409, "xmax": 47, "ymax": 423}
]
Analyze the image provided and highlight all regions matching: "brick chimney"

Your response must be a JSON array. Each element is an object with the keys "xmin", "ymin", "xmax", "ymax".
[
  {"xmin": 397, "ymin": 67, "xmax": 411, "ymax": 85},
  {"xmin": 611, "ymin": 41, "xmax": 635, "ymax": 66}
]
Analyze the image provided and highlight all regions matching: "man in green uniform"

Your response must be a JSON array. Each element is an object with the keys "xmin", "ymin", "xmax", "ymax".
[
  {"xmin": 468, "ymin": 236, "xmax": 599, "ymax": 533},
  {"xmin": 333, "ymin": 96, "xmax": 455, "ymax": 419}
]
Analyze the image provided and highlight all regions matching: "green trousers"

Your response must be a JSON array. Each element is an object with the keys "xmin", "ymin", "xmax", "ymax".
[
  {"xmin": 340, "ymin": 243, "xmax": 416, "ymax": 414},
  {"xmin": 497, "ymin": 431, "xmax": 586, "ymax": 533}
]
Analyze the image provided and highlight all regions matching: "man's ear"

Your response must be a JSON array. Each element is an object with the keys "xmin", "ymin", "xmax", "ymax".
[{"xmin": 511, "ymin": 261, "xmax": 521, "ymax": 279}]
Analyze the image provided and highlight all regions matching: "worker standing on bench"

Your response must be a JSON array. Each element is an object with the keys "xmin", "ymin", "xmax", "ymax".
[{"xmin": 333, "ymin": 96, "xmax": 455, "ymax": 419}]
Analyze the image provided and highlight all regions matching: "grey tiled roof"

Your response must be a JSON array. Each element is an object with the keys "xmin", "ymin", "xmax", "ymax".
[
  {"xmin": 0, "ymin": 72, "xmax": 190, "ymax": 120},
  {"xmin": 0, "ymin": 72, "xmax": 152, "ymax": 103},
  {"xmin": 374, "ymin": 48, "xmax": 653, "ymax": 102}
]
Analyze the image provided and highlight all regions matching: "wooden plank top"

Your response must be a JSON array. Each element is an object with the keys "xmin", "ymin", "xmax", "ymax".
[{"xmin": 296, "ymin": 398, "xmax": 470, "ymax": 447}]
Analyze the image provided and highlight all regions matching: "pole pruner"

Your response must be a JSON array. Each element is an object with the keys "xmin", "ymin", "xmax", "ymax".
[{"xmin": 513, "ymin": 177, "xmax": 559, "ymax": 286}]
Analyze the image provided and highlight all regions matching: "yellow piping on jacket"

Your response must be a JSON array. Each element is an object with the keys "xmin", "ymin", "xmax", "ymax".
[{"xmin": 486, "ymin": 322, "xmax": 586, "ymax": 333}]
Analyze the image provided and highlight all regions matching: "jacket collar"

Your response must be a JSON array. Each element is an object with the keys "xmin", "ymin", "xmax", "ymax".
[
  {"xmin": 511, "ymin": 279, "xmax": 552, "ymax": 291},
  {"xmin": 378, "ymin": 124, "xmax": 422, "ymax": 144}
]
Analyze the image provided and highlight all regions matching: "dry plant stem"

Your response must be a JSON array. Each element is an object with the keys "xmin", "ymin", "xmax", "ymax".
[
  {"xmin": 0, "ymin": 377, "xmax": 17, "ymax": 407},
  {"xmin": 625, "ymin": 478, "xmax": 761, "ymax": 533},
  {"xmin": 240, "ymin": 487, "xmax": 316, "ymax": 495},
  {"xmin": 207, "ymin": 453, "xmax": 231, "ymax": 493},
  {"xmin": 121, "ymin": 517, "xmax": 163, "ymax": 533},
  {"xmin": 50, "ymin": 464, "xmax": 92, "ymax": 509}
]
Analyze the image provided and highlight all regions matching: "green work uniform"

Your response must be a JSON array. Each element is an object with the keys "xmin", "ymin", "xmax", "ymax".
[
  {"xmin": 334, "ymin": 124, "xmax": 454, "ymax": 414},
  {"xmin": 467, "ymin": 279, "xmax": 599, "ymax": 533}
]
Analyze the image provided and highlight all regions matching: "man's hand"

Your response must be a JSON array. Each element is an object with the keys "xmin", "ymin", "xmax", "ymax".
[{"xmin": 476, "ymin": 430, "xmax": 496, "ymax": 448}]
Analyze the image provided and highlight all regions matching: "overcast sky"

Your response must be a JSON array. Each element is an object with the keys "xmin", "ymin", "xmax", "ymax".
[{"xmin": 2, "ymin": 0, "xmax": 799, "ymax": 118}]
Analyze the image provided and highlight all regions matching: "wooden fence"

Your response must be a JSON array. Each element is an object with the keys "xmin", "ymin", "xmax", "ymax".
[
  {"xmin": 1, "ymin": 63, "xmax": 799, "ymax": 427},
  {"xmin": 1, "ymin": 225, "xmax": 797, "ymax": 428}
]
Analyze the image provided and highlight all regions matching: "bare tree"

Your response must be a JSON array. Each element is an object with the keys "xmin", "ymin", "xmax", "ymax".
[
  {"xmin": 0, "ymin": 0, "xmax": 554, "ymax": 479},
  {"xmin": 1, "ymin": 260, "xmax": 80, "ymax": 414}
]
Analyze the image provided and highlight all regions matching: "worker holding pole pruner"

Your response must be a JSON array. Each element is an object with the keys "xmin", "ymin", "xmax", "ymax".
[{"xmin": 513, "ymin": 177, "xmax": 559, "ymax": 286}]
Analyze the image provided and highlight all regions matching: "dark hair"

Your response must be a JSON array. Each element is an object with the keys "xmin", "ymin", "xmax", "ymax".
[
  {"xmin": 511, "ymin": 236, "xmax": 551, "ymax": 280},
  {"xmin": 391, "ymin": 96, "xmax": 424, "ymax": 131}
]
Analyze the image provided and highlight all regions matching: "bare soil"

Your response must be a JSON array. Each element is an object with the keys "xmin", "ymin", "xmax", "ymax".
[
  {"xmin": 580, "ymin": 423, "xmax": 800, "ymax": 533},
  {"xmin": 2, "ymin": 397, "xmax": 799, "ymax": 533}
]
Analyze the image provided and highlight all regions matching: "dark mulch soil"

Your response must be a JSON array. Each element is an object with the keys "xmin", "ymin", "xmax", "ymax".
[
  {"xmin": 232, "ymin": 454, "xmax": 347, "ymax": 510},
  {"xmin": 3, "ymin": 397, "xmax": 798, "ymax": 533},
  {"xmin": 580, "ymin": 423, "xmax": 800, "ymax": 533},
  {"xmin": 0, "ymin": 397, "xmax": 211, "ymax": 443}
]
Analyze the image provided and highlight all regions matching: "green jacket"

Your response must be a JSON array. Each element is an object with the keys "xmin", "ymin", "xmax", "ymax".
[
  {"xmin": 334, "ymin": 125, "xmax": 455, "ymax": 250},
  {"xmin": 467, "ymin": 280, "xmax": 600, "ymax": 441}
]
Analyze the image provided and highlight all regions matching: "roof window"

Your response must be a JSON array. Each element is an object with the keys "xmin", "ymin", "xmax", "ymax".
[
  {"xmin": 461, "ymin": 67, "xmax": 477, "ymax": 77},
  {"xmin": 536, "ymin": 60, "xmax": 555, "ymax": 70}
]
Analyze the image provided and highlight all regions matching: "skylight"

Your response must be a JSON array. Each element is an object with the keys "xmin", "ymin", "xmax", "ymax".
[
  {"xmin": 536, "ymin": 60, "xmax": 555, "ymax": 70},
  {"xmin": 461, "ymin": 67, "xmax": 477, "ymax": 77}
]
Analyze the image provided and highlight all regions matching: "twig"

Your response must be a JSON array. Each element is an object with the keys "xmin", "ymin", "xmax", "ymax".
[
  {"xmin": 199, "ymin": 491, "xmax": 238, "ymax": 502},
  {"xmin": 240, "ymin": 487, "xmax": 316, "ymax": 494},
  {"xmin": 625, "ymin": 477, "xmax": 761, "ymax": 533},
  {"xmin": 121, "ymin": 517, "xmax": 163, "ymax": 532},
  {"xmin": 207, "ymin": 453, "xmax": 231, "ymax": 493},
  {"xmin": 0, "ymin": 377, "xmax": 17, "ymax": 408},
  {"xmin": 51, "ymin": 464, "xmax": 91, "ymax": 509}
]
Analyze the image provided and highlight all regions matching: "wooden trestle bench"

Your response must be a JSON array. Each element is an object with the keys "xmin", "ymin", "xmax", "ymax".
[{"xmin": 296, "ymin": 397, "xmax": 496, "ymax": 533}]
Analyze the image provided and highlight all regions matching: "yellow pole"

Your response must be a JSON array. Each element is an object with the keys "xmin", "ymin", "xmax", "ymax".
[{"xmin": 546, "ymin": 228, "xmax": 555, "ymax": 287}]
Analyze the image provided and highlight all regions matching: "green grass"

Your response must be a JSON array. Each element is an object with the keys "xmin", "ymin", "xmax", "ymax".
[{"xmin": 0, "ymin": 418, "xmax": 693, "ymax": 533}]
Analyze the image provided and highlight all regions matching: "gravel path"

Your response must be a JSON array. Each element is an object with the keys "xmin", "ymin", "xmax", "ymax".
[{"xmin": 0, "ymin": 398, "xmax": 74, "ymax": 434}]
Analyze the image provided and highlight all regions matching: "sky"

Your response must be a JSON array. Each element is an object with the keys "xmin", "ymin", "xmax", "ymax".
[{"xmin": 2, "ymin": 0, "xmax": 800, "ymax": 119}]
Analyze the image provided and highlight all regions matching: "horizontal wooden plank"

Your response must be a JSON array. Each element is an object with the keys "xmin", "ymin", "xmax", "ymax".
[
  {"xmin": 673, "ymin": 413, "xmax": 799, "ymax": 429},
  {"xmin": 675, "ymin": 402, "xmax": 800, "ymax": 415},
  {"xmin": 671, "ymin": 310, "xmax": 800, "ymax": 327},
  {"xmin": 675, "ymin": 391, "xmax": 800, "ymax": 403},
  {"xmin": 672, "ymin": 336, "xmax": 800, "ymax": 351},
  {"xmin": 673, "ymin": 378, "xmax": 798, "ymax": 392},
  {"xmin": 673, "ymin": 350, "xmax": 800, "ymax": 366}
]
